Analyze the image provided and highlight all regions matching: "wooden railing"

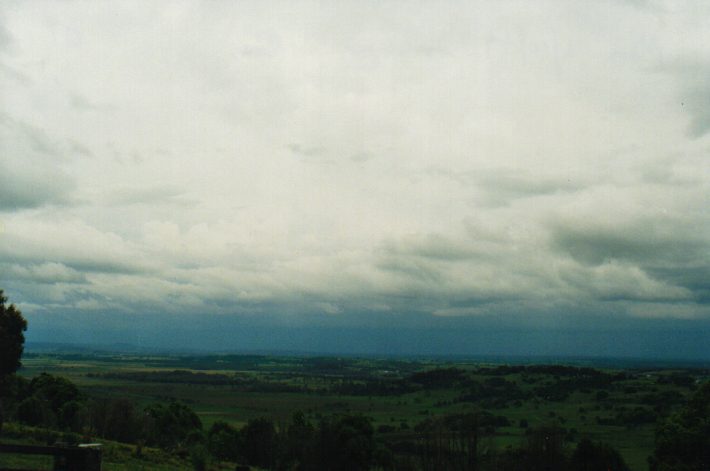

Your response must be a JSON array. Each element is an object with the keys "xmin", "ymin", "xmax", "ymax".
[{"xmin": 0, "ymin": 443, "xmax": 101, "ymax": 471}]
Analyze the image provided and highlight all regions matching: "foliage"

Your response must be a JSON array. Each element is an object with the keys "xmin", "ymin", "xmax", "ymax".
[
  {"xmin": 8, "ymin": 349, "xmax": 705, "ymax": 470},
  {"xmin": 650, "ymin": 381, "xmax": 710, "ymax": 471},
  {"xmin": 408, "ymin": 368, "xmax": 466, "ymax": 389},
  {"xmin": 103, "ymin": 398, "xmax": 140, "ymax": 443},
  {"xmin": 143, "ymin": 401, "xmax": 203, "ymax": 449},
  {"xmin": 570, "ymin": 438, "xmax": 630, "ymax": 471},
  {"xmin": 207, "ymin": 421, "xmax": 241, "ymax": 461},
  {"xmin": 16, "ymin": 395, "xmax": 52, "ymax": 427},
  {"xmin": 241, "ymin": 417, "xmax": 278, "ymax": 469},
  {"xmin": 29, "ymin": 373, "xmax": 81, "ymax": 414},
  {"xmin": 314, "ymin": 414, "xmax": 375, "ymax": 471},
  {"xmin": 188, "ymin": 443, "xmax": 209, "ymax": 471},
  {"xmin": 282, "ymin": 411, "xmax": 315, "ymax": 469},
  {"xmin": 0, "ymin": 289, "xmax": 27, "ymax": 378},
  {"xmin": 10, "ymin": 373, "xmax": 81, "ymax": 429}
]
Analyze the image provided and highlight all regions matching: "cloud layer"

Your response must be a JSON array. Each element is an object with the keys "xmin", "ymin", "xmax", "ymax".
[{"xmin": 0, "ymin": 1, "xmax": 708, "ymax": 352}]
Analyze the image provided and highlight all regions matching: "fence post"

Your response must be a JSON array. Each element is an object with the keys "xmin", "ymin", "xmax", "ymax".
[{"xmin": 0, "ymin": 442, "xmax": 102, "ymax": 471}]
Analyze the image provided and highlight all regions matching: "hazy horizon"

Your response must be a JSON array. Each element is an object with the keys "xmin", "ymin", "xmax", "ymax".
[{"xmin": 1, "ymin": 1, "xmax": 709, "ymax": 359}]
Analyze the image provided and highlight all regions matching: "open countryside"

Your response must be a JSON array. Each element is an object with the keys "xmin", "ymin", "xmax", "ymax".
[
  {"xmin": 2, "ymin": 345, "xmax": 709, "ymax": 470},
  {"xmin": 2, "ymin": 1, "xmax": 710, "ymax": 470}
]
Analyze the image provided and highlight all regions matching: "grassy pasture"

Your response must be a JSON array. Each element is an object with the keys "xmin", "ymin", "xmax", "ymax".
[{"xmin": 13, "ymin": 352, "xmax": 708, "ymax": 470}]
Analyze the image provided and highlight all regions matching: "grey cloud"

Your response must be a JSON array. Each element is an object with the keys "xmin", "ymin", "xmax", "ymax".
[
  {"xmin": 550, "ymin": 220, "xmax": 706, "ymax": 267},
  {"xmin": 69, "ymin": 140, "xmax": 93, "ymax": 157},
  {"xmin": 350, "ymin": 152, "xmax": 374, "ymax": 163},
  {"xmin": 0, "ymin": 114, "xmax": 60, "ymax": 156},
  {"xmin": 0, "ymin": 19, "xmax": 28, "ymax": 83},
  {"xmin": 0, "ymin": 62, "xmax": 29, "ymax": 83},
  {"xmin": 290, "ymin": 145, "xmax": 377, "ymax": 165},
  {"xmin": 17, "ymin": 228, "xmax": 156, "ymax": 275},
  {"xmin": 550, "ymin": 216, "xmax": 709, "ymax": 305},
  {"xmin": 0, "ymin": 249, "xmax": 150, "ymax": 277},
  {"xmin": 2, "ymin": 1, "xmax": 709, "ymax": 332},
  {"xmin": 647, "ymin": 266, "xmax": 710, "ymax": 304},
  {"xmin": 1, "ymin": 262, "xmax": 87, "ymax": 284},
  {"xmin": 373, "ymin": 234, "xmax": 483, "ymax": 290},
  {"xmin": 371, "ymin": 205, "xmax": 707, "ymax": 318},
  {"xmin": 371, "ymin": 231, "xmax": 544, "ymax": 310},
  {"xmin": 553, "ymin": 226, "xmax": 664, "ymax": 265},
  {"xmin": 106, "ymin": 185, "xmax": 195, "ymax": 207},
  {"xmin": 380, "ymin": 234, "xmax": 480, "ymax": 262},
  {"xmin": 683, "ymin": 82, "xmax": 710, "ymax": 138},
  {"xmin": 0, "ymin": 171, "xmax": 71, "ymax": 210},
  {"xmin": 448, "ymin": 297, "xmax": 506, "ymax": 309},
  {"xmin": 560, "ymin": 262, "xmax": 691, "ymax": 303},
  {"xmin": 0, "ymin": 218, "xmax": 154, "ymax": 283},
  {"xmin": 620, "ymin": 0, "xmax": 662, "ymax": 10},
  {"xmin": 0, "ymin": 115, "xmax": 75, "ymax": 210},
  {"xmin": 375, "ymin": 257, "xmax": 444, "ymax": 284},
  {"xmin": 666, "ymin": 61, "xmax": 710, "ymax": 138},
  {"xmin": 0, "ymin": 16, "xmax": 9, "ymax": 50},
  {"xmin": 288, "ymin": 144, "xmax": 327, "ymax": 158},
  {"xmin": 428, "ymin": 167, "xmax": 582, "ymax": 207},
  {"xmin": 110, "ymin": 149, "xmax": 146, "ymax": 165},
  {"xmin": 69, "ymin": 93, "xmax": 115, "ymax": 113},
  {"xmin": 63, "ymin": 259, "xmax": 150, "ymax": 276},
  {"xmin": 0, "ymin": 159, "xmax": 74, "ymax": 210},
  {"xmin": 475, "ymin": 170, "xmax": 582, "ymax": 207}
]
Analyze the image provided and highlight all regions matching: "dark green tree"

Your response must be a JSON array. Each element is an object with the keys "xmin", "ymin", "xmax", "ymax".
[
  {"xmin": 650, "ymin": 381, "xmax": 710, "ymax": 471},
  {"xmin": 16, "ymin": 395, "xmax": 53, "ymax": 426},
  {"xmin": 570, "ymin": 439, "xmax": 629, "ymax": 471},
  {"xmin": 0, "ymin": 289, "xmax": 27, "ymax": 377},
  {"xmin": 104, "ymin": 398, "xmax": 140, "ymax": 443},
  {"xmin": 241, "ymin": 417, "xmax": 278, "ymax": 469},
  {"xmin": 30, "ymin": 373, "xmax": 81, "ymax": 414},
  {"xmin": 316, "ymin": 414, "xmax": 375, "ymax": 471},
  {"xmin": 58, "ymin": 400, "xmax": 84, "ymax": 432},
  {"xmin": 143, "ymin": 401, "xmax": 202, "ymax": 449},
  {"xmin": 524, "ymin": 424, "xmax": 568, "ymax": 471},
  {"xmin": 283, "ymin": 411, "xmax": 316, "ymax": 470},
  {"xmin": 0, "ymin": 289, "xmax": 27, "ymax": 431},
  {"xmin": 207, "ymin": 421, "xmax": 242, "ymax": 462},
  {"xmin": 13, "ymin": 373, "xmax": 82, "ymax": 429}
]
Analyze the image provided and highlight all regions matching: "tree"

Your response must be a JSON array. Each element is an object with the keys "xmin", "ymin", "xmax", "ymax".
[
  {"xmin": 524, "ymin": 424, "xmax": 568, "ymax": 471},
  {"xmin": 241, "ymin": 417, "xmax": 278, "ymax": 469},
  {"xmin": 16, "ymin": 395, "xmax": 53, "ymax": 427},
  {"xmin": 283, "ymin": 411, "xmax": 316, "ymax": 469},
  {"xmin": 207, "ymin": 421, "xmax": 242, "ymax": 462},
  {"xmin": 316, "ymin": 414, "xmax": 375, "ymax": 471},
  {"xmin": 143, "ymin": 401, "xmax": 202, "ymax": 449},
  {"xmin": 30, "ymin": 373, "xmax": 81, "ymax": 414},
  {"xmin": 104, "ymin": 398, "xmax": 139, "ymax": 443},
  {"xmin": 570, "ymin": 439, "xmax": 629, "ymax": 471},
  {"xmin": 650, "ymin": 381, "xmax": 710, "ymax": 471},
  {"xmin": 0, "ymin": 289, "xmax": 27, "ymax": 377},
  {"xmin": 415, "ymin": 413, "xmax": 485, "ymax": 471},
  {"xmin": 0, "ymin": 289, "xmax": 27, "ymax": 432}
]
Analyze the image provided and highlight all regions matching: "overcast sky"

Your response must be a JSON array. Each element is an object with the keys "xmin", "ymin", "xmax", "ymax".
[{"xmin": 1, "ymin": 1, "xmax": 709, "ymax": 356}]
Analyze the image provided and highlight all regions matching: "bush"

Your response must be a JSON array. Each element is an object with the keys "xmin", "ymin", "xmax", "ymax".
[
  {"xmin": 571, "ymin": 439, "xmax": 629, "ymax": 471},
  {"xmin": 651, "ymin": 382, "xmax": 710, "ymax": 470},
  {"xmin": 189, "ymin": 444, "xmax": 209, "ymax": 471}
]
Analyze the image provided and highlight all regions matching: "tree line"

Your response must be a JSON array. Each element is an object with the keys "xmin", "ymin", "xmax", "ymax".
[{"xmin": 0, "ymin": 373, "xmax": 635, "ymax": 471}]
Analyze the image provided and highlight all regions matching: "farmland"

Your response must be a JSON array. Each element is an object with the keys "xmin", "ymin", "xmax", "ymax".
[{"xmin": 4, "ymin": 349, "xmax": 708, "ymax": 470}]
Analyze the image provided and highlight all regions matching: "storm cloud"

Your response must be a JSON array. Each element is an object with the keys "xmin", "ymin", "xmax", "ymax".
[{"xmin": 0, "ymin": 1, "xmax": 708, "ymax": 354}]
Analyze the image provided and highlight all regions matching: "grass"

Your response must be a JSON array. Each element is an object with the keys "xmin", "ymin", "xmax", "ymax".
[{"xmin": 12, "ymin": 352, "xmax": 706, "ymax": 470}]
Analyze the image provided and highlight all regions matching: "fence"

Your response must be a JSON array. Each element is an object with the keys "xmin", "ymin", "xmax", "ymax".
[{"xmin": 0, "ymin": 443, "xmax": 101, "ymax": 471}]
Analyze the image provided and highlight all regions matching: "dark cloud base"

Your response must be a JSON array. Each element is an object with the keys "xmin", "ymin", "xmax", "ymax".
[{"xmin": 25, "ymin": 310, "xmax": 710, "ymax": 361}]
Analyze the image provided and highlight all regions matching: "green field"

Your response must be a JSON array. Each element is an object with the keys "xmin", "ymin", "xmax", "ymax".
[{"xmin": 7, "ymin": 351, "xmax": 707, "ymax": 470}]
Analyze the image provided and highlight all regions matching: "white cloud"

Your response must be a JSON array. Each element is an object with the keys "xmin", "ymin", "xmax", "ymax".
[{"xmin": 0, "ymin": 1, "xmax": 708, "ymax": 324}]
